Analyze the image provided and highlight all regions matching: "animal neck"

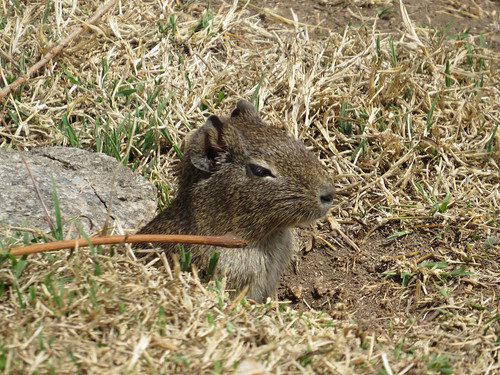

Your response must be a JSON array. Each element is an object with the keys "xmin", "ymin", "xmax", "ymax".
[{"xmin": 249, "ymin": 227, "xmax": 292, "ymax": 249}]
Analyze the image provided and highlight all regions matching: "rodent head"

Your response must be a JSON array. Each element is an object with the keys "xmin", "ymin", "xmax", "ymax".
[{"xmin": 178, "ymin": 100, "xmax": 334, "ymax": 242}]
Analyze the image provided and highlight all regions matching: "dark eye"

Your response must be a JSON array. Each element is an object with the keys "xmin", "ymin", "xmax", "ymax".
[{"xmin": 247, "ymin": 163, "xmax": 274, "ymax": 178}]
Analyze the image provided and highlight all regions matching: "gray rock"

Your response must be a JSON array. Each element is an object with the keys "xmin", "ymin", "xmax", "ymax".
[{"xmin": 0, "ymin": 147, "xmax": 157, "ymax": 237}]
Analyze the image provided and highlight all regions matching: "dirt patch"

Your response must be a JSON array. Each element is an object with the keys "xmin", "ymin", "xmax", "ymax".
[
  {"xmin": 279, "ymin": 225, "xmax": 495, "ymax": 330},
  {"xmin": 244, "ymin": 0, "xmax": 499, "ymax": 49},
  {"xmin": 279, "ymin": 228, "xmax": 414, "ymax": 328}
]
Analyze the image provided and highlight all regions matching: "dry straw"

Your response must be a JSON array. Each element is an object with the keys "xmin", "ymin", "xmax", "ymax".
[{"xmin": 0, "ymin": 0, "xmax": 498, "ymax": 373}]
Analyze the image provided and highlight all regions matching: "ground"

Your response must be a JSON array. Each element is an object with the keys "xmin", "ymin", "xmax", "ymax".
[
  {"xmin": 247, "ymin": 0, "xmax": 499, "ymax": 49},
  {"xmin": 0, "ymin": 0, "xmax": 499, "ymax": 373}
]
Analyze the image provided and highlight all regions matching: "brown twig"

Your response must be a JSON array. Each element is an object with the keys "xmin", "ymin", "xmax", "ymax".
[
  {"xmin": 327, "ymin": 215, "xmax": 361, "ymax": 252},
  {"xmin": 415, "ymin": 253, "xmax": 437, "ymax": 264},
  {"xmin": 19, "ymin": 151, "xmax": 55, "ymax": 231},
  {"xmin": 0, "ymin": 0, "xmax": 118, "ymax": 102},
  {"xmin": 9, "ymin": 234, "xmax": 248, "ymax": 257},
  {"xmin": 245, "ymin": 3, "xmax": 331, "ymax": 32}
]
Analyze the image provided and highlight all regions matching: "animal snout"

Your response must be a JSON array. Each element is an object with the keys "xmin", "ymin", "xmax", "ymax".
[{"xmin": 318, "ymin": 185, "xmax": 335, "ymax": 208}]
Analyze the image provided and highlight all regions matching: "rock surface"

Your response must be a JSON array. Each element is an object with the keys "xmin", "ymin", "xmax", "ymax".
[{"xmin": 0, "ymin": 147, "xmax": 157, "ymax": 237}]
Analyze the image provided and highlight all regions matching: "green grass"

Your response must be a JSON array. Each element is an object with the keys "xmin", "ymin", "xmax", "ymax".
[
  {"xmin": 78, "ymin": 225, "xmax": 103, "ymax": 276},
  {"xmin": 194, "ymin": 7, "xmax": 214, "ymax": 33},
  {"xmin": 486, "ymin": 123, "xmax": 498, "ymax": 154},
  {"xmin": 250, "ymin": 75, "xmax": 265, "ymax": 111},
  {"xmin": 425, "ymin": 96, "xmax": 438, "ymax": 131},
  {"xmin": 43, "ymin": 273, "xmax": 64, "ymax": 310},
  {"xmin": 375, "ymin": 34, "xmax": 382, "ymax": 62},
  {"xmin": 389, "ymin": 39, "xmax": 397, "ymax": 68},
  {"xmin": 42, "ymin": 0, "xmax": 53, "ymax": 23},
  {"xmin": 51, "ymin": 177, "xmax": 64, "ymax": 241},
  {"xmin": 386, "ymin": 230, "xmax": 412, "ymax": 242},
  {"xmin": 205, "ymin": 251, "xmax": 220, "ymax": 280},
  {"xmin": 179, "ymin": 246, "xmax": 192, "ymax": 272},
  {"xmin": 59, "ymin": 114, "xmax": 81, "ymax": 147},
  {"xmin": 427, "ymin": 354, "xmax": 453, "ymax": 375},
  {"xmin": 413, "ymin": 182, "xmax": 451, "ymax": 215},
  {"xmin": 339, "ymin": 102, "xmax": 352, "ymax": 136}
]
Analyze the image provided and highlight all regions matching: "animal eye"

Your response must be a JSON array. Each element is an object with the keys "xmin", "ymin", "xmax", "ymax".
[{"xmin": 247, "ymin": 163, "xmax": 274, "ymax": 178}]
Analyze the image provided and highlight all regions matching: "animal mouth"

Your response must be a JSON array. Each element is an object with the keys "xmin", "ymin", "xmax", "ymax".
[{"xmin": 294, "ymin": 207, "xmax": 331, "ymax": 228}]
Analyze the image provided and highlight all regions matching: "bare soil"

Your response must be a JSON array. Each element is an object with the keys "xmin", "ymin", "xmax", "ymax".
[
  {"xmin": 279, "ymin": 229, "xmax": 404, "ymax": 327},
  {"xmin": 278, "ymin": 225, "xmax": 495, "ymax": 329},
  {"xmin": 247, "ymin": 0, "xmax": 499, "ymax": 49}
]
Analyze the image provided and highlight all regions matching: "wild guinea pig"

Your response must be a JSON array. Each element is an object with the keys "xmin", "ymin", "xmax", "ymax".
[{"xmin": 138, "ymin": 100, "xmax": 334, "ymax": 302}]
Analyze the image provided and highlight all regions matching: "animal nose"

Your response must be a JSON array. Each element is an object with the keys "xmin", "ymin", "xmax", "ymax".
[
  {"xmin": 320, "ymin": 193, "xmax": 333, "ymax": 205},
  {"xmin": 318, "ymin": 187, "xmax": 335, "ymax": 208}
]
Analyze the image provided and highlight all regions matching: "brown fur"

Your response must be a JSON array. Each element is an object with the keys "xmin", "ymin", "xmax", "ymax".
[{"xmin": 138, "ymin": 100, "xmax": 334, "ymax": 302}]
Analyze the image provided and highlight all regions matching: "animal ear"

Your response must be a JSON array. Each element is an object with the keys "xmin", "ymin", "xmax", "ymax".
[
  {"xmin": 231, "ymin": 99, "xmax": 258, "ymax": 118},
  {"xmin": 189, "ymin": 115, "xmax": 228, "ymax": 173}
]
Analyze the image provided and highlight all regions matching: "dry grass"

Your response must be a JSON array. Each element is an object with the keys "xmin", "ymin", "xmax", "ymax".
[{"xmin": 0, "ymin": 0, "xmax": 499, "ymax": 373}]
